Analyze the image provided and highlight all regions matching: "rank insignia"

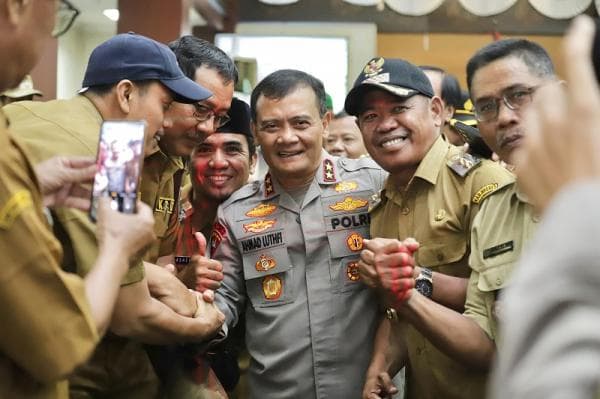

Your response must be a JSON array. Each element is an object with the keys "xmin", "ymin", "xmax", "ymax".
[
  {"xmin": 243, "ymin": 219, "xmax": 276, "ymax": 233},
  {"xmin": 335, "ymin": 181, "xmax": 358, "ymax": 193},
  {"xmin": 264, "ymin": 173, "xmax": 274, "ymax": 197},
  {"xmin": 346, "ymin": 261, "xmax": 360, "ymax": 281},
  {"xmin": 472, "ymin": 183, "xmax": 499, "ymax": 204},
  {"xmin": 246, "ymin": 203, "xmax": 277, "ymax": 218},
  {"xmin": 329, "ymin": 196, "xmax": 368, "ymax": 212},
  {"xmin": 363, "ymin": 57, "xmax": 385, "ymax": 78},
  {"xmin": 210, "ymin": 222, "xmax": 227, "ymax": 258},
  {"xmin": 447, "ymin": 153, "xmax": 481, "ymax": 177},
  {"xmin": 346, "ymin": 232, "xmax": 364, "ymax": 252},
  {"xmin": 255, "ymin": 254, "xmax": 276, "ymax": 272},
  {"xmin": 323, "ymin": 159, "xmax": 336, "ymax": 182},
  {"xmin": 262, "ymin": 275, "xmax": 283, "ymax": 300}
]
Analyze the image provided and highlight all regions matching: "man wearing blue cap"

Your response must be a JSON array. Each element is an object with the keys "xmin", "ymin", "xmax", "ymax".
[
  {"xmin": 5, "ymin": 33, "xmax": 225, "ymax": 399},
  {"xmin": 348, "ymin": 57, "xmax": 513, "ymax": 399}
]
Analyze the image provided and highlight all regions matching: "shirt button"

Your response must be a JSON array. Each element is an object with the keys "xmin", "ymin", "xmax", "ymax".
[
  {"xmin": 296, "ymin": 216, "xmax": 301, "ymax": 223},
  {"xmin": 401, "ymin": 207, "xmax": 410, "ymax": 215},
  {"xmin": 437, "ymin": 253, "xmax": 444, "ymax": 262},
  {"xmin": 496, "ymin": 278, "xmax": 502, "ymax": 286}
]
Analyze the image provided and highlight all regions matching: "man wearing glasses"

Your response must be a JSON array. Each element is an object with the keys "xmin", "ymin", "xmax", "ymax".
[{"xmin": 361, "ymin": 40, "xmax": 556, "ymax": 397}]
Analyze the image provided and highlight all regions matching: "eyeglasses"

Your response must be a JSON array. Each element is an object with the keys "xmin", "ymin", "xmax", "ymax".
[
  {"xmin": 473, "ymin": 85, "xmax": 539, "ymax": 123},
  {"xmin": 53, "ymin": 0, "xmax": 80, "ymax": 38},
  {"xmin": 192, "ymin": 103, "xmax": 231, "ymax": 128}
]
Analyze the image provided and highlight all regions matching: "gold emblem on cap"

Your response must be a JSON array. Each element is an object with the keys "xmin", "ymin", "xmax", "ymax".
[
  {"xmin": 329, "ymin": 197, "xmax": 368, "ymax": 212},
  {"xmin": 262, "ymin": 275, "xmax": 283, "ymax": 300},
  {"xmin": 246, "ymin": 203, "xmax": 277, "ymax": 218},
  {"xmin": 346, "ymin": 232, "xmax": 364, "ymax": 252},
  {"xmin": 346, "ymin": 262, "xmax": 360, "ymax": 281},
  {"xmin": 364, "ymin": 57, "xmax": 385, "ymax": 78},
  {"xmin": 243, "ymin": 219, "xmax": 276, "ymax": 233},
  {"xmin": 255, "ymin": 254, "xmax": 276, "ymax": 272},
  {"xmin": 335, "ymin": 181, "xmax": 358, "ymax": 193}
]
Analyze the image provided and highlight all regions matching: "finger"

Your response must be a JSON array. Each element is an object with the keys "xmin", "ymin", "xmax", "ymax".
[
  {"xmin": 194, "ymin": 231, "xmax": 207, "ymax": 257},
  {"xmin": 378, "ymin": 372, "xmax": 398, "ymax": 393},
  {"xmin": 136, "ymin": 201, "xmax": 154, "ymax": 220},
  {"xmin": 198, "ymin": 278, "xmax": 222, "ymax": 291},
  {"xmin": 63, "ymin": 197, "xmax": 91, "ymax": 212},
  {"xmin": 164, "ymin": 263, "xmax": 177, "ymax": 275},
  {"xmin": 63, "ymin": 155, "xmax": 97, "ymax": 168},
  {"xmin": 198, "ymin": 269, "xmax": 224, "ymax": 282},
  {"xmin": 564, "ymin": 15, "xmax": 599, "ymax": 109},
  {"xmin": 403, "ymin": 237, "xmax": 420, "ymax": 254},
  {"xmin": 202, "ymin": 289, "xmax": 215, "ymax": 303},
  {"xmin": 63, "ymin": 163, "xmax": 97, "ymax": 185}
]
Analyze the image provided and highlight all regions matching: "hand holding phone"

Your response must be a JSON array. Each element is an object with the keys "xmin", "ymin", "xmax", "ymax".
[{"xmin": 90, "ymin": 120, "xmax": 146, "ymax": 222}]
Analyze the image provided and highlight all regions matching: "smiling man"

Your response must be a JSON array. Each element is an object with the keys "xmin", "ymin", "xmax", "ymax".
[
  {"xmin": 211, "ymin": 69, "xmax": 387, "ymax": 398},
  {"xmin": 347, "ymin": 57, "xmax": 513, "ymax": 399}
]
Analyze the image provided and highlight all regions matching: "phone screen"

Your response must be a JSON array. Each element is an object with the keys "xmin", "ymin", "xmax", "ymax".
[{"xmin": 89, "ymin": 120, "xmax": 146, "ymax": 222}]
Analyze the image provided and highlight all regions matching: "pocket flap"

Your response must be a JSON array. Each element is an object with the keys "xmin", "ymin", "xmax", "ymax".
[{"xmin": 242, "ymin": 245, "xmax": 292, "ymax": 280}]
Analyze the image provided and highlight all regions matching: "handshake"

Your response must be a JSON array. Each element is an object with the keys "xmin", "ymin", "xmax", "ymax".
[{"xmin": 359, "ymin": 237, "xmax": 422, "ymax": 307}]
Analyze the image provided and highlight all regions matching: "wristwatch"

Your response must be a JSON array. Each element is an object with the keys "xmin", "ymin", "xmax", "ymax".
[{"xmin": 415, "ymin": 267, "xmax": 433, "ymax": 298}]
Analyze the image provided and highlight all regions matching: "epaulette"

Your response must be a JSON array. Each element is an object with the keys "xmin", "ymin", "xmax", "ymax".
[
  {"xmin": 368, "ymin": 189, "xmax": 385, "ymax": 213},
  {"xmin": 221, "ymin": 180, "xmax": 261, "ymax": 209},
  {"xmin": 446, "ymin": 152, "xmax": 481, "ymax": 177},
  {"xmin": 339, "ymin": 156, "xmax": 380, "ymax": 172}
]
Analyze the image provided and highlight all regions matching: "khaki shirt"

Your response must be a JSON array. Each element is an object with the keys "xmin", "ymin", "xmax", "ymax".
[
  {"xmin": 464, "ymin": 183, "xmax": 538, "ymax": 340},
  {"xmin": 0, "ymin": 111, "xmax": 98, "ymax": 399},
  {"xmin": 214, "ymin": 153, "xmax": 387, "ymax": 398},
  {"xmin": 370, "ymin": 136, "xmax": 514, "ymax": 399},
  {"xmin": 4, "ymin": 96, "xmax": 144, "ymax": 283},
  {"xmin": 140, "ymin": 150, "xmax": 186, "ymax": 263}
]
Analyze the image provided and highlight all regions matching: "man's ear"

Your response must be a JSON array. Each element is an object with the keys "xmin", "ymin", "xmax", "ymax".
[
  {"xmin": 444, "ymin": 104, "xmax": 455, "ymax": 124},
  {"xmin": 430, "ymin": 96, "xmax": 444, "ymax": 128},
  {"xmin": 322, "ymin": 110, "xmax": 332, "ymax": 139},
  {"xmin": 115, "ymin": 80, "xmax": 134, "ymax": 115},
  {"xmin": 249, "ymin": 153, "xmax": 258, "ymax": 176}
]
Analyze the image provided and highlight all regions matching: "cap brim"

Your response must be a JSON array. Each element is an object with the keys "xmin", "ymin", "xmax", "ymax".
[
  {"xmin": 161, "ymin": 76, "xmax": 212, "ymax": 104},
  {"xmin": 344, "ymin": 83, "xmax": 418, "ymax": 116}
]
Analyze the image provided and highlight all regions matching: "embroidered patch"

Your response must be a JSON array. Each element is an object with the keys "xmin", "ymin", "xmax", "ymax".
[
  {"xmin": 346, "ymin": 232, "xmax": 364, "ymax": 252},
  {"xmin": 262, "ymin": 275, "xmax": 283, "ymax": 300},
  {"xmin": 472, "ymin": 183, "xmax": 499, "ymax": 204},
  {"xmin": 155, "ymin": 197, "xmax": 175, "ymax": 214},
  {"xmin": 346, "ymin": 261, "xmax": 360, "ymax": 281},
  {"xmin": 174, "ymin": 256, "xmax": 191, "ymax": 265},
  {"xmin": 240, "ymin": 231, "xmax": 284, "ymax": 253},
  {"xmin": 243, "ymin": 219, "xmax": 276, "ymax": 233},
  {"xmin": 209, "ymin": 222, "xmax": 227, "ymax": 258},
  {"xmin": 255, "ymin": 254, "xmax": 276, "ymax": 271},
  {"xmin": 0, "ymin": 190, "xmax": 33, "ymax": 229},
  {"xmin": 363, "ymin": 57, "xmax": 385, "ymax": 78},
  {"xmin": 264, "ymin": 174, "xmax": 274, "ymax": 197},
  {"xmin": 323, "ymin": 159, "xmax": 335, "ymax": 182},
  {"xmin": 483, "ymin": 241, "xmax": 514, "ymax": 259},
  {"xmin": 329, "ymin": 197, "xmax": 368, "ymax": 212},
  {"xmin": 335, "ymin": 181, "xmax": 358, "ymax": 193},
  {"xmin": 447, "ymin": 153, "xmax": 481, "ymax": 177},
  {"xmin": 330, "ymin": 213, "xmax": 370, "ymax": 230},
  {"xmin": 246, "ymin": 203, "xmax": 277, "ymax": 218}
]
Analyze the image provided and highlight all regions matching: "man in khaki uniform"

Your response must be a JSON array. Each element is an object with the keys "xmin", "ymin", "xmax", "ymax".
[
  {"xmin": 0, "ymin": 1, "xmax": 156, "ymax": 398},
  {"xmin": 146, "ymin": 35, "xmax": 237, "ymax": 264},
  {"xmin": 5, "ymin": 33, "xmax": 225, "ymax": 399},
  {"xmin": 349, "ymin": 57, "xmax": 513, "ymax": 399}
]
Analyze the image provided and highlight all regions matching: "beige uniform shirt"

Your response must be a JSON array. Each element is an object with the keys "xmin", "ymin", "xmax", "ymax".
[
  {"xmin": 464, "ymin": 183, "xmax": 538, "ymax": 340},
  {"xmin": 370, "ymin": 136, "xmax": 514, "ymax": 399},
  {"xmin": 0, "ymin": 111, "xmax": 98, "ymax": 399}
]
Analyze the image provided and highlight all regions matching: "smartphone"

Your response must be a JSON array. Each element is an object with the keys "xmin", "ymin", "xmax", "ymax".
[{"xmin": 89, "ymin": 120, "xmax": 146, "ymax": 222}]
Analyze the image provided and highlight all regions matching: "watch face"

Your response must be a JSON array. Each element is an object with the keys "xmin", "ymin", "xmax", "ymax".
[{"xmin": 415, "ymin": 279, "xmax": 433, "ymax": 298}]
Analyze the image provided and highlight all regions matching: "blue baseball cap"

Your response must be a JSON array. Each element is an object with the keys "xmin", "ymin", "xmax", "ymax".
[{"xmin": 81, "ymin": 33, "xmax": 212, "ymax": 104}]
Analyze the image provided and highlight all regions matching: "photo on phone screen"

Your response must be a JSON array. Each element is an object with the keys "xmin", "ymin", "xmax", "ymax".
[{"xmin": 89, "ymin": 120, "xmax": 146, "ymax": 222}]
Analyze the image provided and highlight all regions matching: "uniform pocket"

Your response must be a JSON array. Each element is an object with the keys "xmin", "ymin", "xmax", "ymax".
[{"xmin": 242, "ymin": 246, "xmax": 295, "ymax": 308}]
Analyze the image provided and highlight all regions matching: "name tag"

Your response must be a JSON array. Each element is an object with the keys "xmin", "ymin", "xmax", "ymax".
[{"xmin": 483, "ymin": 240, "xmax": 514, "ymax": 259}]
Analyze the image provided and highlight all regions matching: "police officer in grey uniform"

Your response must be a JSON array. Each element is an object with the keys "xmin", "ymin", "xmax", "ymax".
[{"xmin": 210, "ymin": 69, "xmax": 387, "ymax": 398}]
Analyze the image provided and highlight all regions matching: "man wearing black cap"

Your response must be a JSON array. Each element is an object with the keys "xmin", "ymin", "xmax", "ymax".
[
  {"xmin": 5, "ymin": 33, "xmax": 225, "ymax": 399},
  {"xmin": 348, "ymin": 57, "xmax": 512, "ymax": 399}
]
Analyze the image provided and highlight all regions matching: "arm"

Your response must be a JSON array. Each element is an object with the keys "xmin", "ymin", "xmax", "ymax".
[
  {"xmin": 413, "ymin": 265, "xmax": 468, "ymax": 312},
  {"xmin": 144, "ymin": 261, "xmax": 197, "ymax": 317}
]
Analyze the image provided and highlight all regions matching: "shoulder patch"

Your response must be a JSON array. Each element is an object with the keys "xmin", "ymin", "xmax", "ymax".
[
  {"xmin": 0, "ymin": 190, "xmax": 33, "ymax": 229},
  {"xmin": 447, "ymin": 152, "xmax": 481, "ymax": 177},
  {"xmin": 339, "ymin": 156, "xmax": 381, "ymax": 172},
  {"xmin": 221, "ymin": 180, "xmax": 260, "ymax": 209},
  {"xmin": 472, "ymin": 183, "xmax": 499, "ymax": 204}
]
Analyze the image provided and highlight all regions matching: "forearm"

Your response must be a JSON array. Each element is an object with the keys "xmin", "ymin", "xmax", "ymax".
[
  {"xmin": 84, "ymin": 244, "xmax": 130, "ymax": 336},
  {"xmin": 144, "ymin": 261, "xmax": 196, "ymax": 317},
  {"xmin": 366, "ymin": 317, "xmax": 407, "ymax": 379},
  {"xmin": 418, "ymin": 265, "xmax": 469, "ymax": 312},
  {"xmin": 399, "ymin": 291, "xmax": 495, "ymax": 370}
]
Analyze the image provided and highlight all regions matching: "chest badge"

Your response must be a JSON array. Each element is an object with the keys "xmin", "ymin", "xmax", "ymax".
[
  {"xmin": 246, "ymin": 203, "xmax": 277, "ymax": 218},
  {"xmin": 335, "ymin": 181, "xmax": 358, "ymax": 193},
  {"xmin": 243, "ymin": 219, "xmax": 277, "ymax": 233},
  {"xmin": 262, "ymin": 275, "xmax": 283, "ymax": 300},
  {"xmin": 346, "ymin": 232, "xmax": 364, "ymax": 252},
  {"xmin": 346, "ymin": 261, "xmax": 360, "ymax": 281},
  {"xmin": 329, "ymin": 197, "xmax": 368, "ymax": 212},
  {"xmin": 255, "ymin": 254, "xmax": 276, "ymax": 272}
]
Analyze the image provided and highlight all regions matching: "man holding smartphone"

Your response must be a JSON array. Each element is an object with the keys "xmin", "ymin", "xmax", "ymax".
[{"xmin": 5, "ymin": 33, "xmax": 226, "ymax": 399}]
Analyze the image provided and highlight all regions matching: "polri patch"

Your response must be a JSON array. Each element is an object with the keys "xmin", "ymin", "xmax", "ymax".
[
  {"xmin": 262, "ymin": 275, "xmax": 283, "ymax": 300},
  {"xmin": 243, "ymin": 219, "xmax": 277, "ymax": 233},
  {"xmin": 346, "ymin": 261, "xmax": 360, "ymax": 281},
  {"xmin": 335, "ymin": 181, "xmax": 358, "ymax": 193},
  {"xmin": 472, "ymin": 183, "xmax": 499, "ymax": 204},
  {"xmin": 346, "ymin": 232, "xmax": 364, "ymax": 252},
  {"xmin": 246, "ymin": 203, "xmax": 277, "ymax": 218},
  {"xmin": 255, "ymin": 254, "xmax": 276, "ymax": 272},
  {"xmin": 483, "ymin": 240, "xmax": 514, "ymax": 259},
  {"xmin": 329, "ymin": 197, "xmax": 368, "ymax": 212}
]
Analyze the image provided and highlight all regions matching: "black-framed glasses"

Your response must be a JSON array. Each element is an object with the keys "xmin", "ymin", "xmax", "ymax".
[
  {"xmin": 473, "ymin": 85, "xmax": 539, "ymax": 123},
  {"xmin": 53, "ymin": 0, "xmax": 80, "ymax": 38},
  {"xmin": 192, "ymin": 103, "xmax": 231, "ymax": 128}
]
